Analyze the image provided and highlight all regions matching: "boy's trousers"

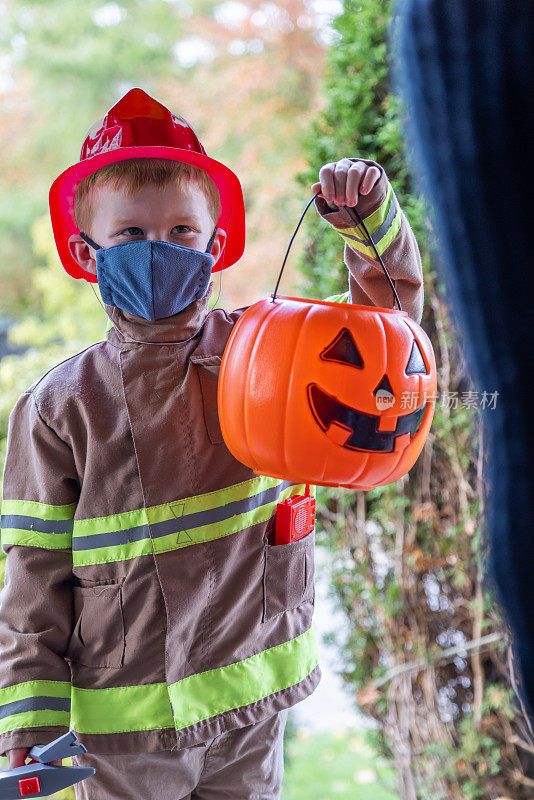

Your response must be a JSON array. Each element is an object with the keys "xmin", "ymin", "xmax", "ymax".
[{"xmin": 71, "ymin": 708, "xmax": 289, "ymax": 800}]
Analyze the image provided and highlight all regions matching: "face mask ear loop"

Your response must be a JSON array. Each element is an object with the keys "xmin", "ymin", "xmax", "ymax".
[
  {"xmin": 210, "ymin": 208, "xmax": 232, "ymax": 311},
  {"xmin": 205, "ymin": 224, "xmax": 218, "ymax": 254},
  {"xmin": 83, "ymin": 275, "xmax": 132, "ymax": 341},
  {"xmin": 77, "ymin": 234, "xmax": 133, "ymax": 342},
  {"xmin": 79, "ymin": 232, "xmax": 128, "ymax": 338},
  {"xmin": 209, "ymin": 257, "xmax": 223, "ymax": 311},
  {"xmin": 79, "ymin": 231, "xmax": 102, "ymax": 251}
]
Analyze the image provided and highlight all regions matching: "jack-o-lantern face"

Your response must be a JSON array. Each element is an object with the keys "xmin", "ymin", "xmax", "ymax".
[
  {"xmin": 218, "ymin": 297, "xmax": 437, "ymax": 490},
  {"xmin": 308, "ymin": 328, "xmax": 427, "ymax": 452}
]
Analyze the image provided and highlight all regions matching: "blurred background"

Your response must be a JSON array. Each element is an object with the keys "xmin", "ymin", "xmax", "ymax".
[{"xmin": 1, "ymin": 0, "xmax": 533, "ymax": 798}]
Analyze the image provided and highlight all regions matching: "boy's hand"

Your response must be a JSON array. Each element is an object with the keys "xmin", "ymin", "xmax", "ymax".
[
  {"xmin": 311, "ymin": 158, "xmax": 382, "ymax": 210},
  {"xmin": 6, "ymin": 746, "xmax": 62, "ymax": 769}
]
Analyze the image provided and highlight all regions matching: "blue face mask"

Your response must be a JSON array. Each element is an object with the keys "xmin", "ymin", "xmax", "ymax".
[{"xmin": 79, "ymin": 226, "xmax": 217, "ymax": 322}]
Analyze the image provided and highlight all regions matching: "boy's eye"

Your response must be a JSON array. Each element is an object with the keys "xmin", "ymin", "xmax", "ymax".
[{"xmin": 119, "ymin": 225, "xmax": 192, "ymax": 236}]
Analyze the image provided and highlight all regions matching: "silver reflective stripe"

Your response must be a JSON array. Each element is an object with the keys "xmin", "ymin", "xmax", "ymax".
[
  {"xmin": 72, "ymin": 480, "xmax": 296, "ymax": 552},
  {"xmin": 367, "ymin": 190, "xmax": 399, "ymax": 244},
  {"xmin": 0, "ymin": 515, "xmax": 74, "ymax": 534},
  {"xmin": 72, "ymin": 523, "xmax": 150, "ymax": 551},
  {"xmin": 0, "ymin": 696, "xmax": 71, "ymax": 721}
]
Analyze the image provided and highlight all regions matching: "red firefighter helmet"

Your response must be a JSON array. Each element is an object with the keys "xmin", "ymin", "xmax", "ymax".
[{"xmin": 49, "ymin": 88, "xmax": 245, "ymax": 282}]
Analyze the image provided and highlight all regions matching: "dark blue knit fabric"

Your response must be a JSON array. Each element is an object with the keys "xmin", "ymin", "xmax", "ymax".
[{"xmin": 393, "ymin": 0, "xmax": 534, "ymax": 717}]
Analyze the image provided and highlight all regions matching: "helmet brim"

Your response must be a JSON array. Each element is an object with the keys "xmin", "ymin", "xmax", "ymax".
[{"xmin": 49, "ymin": 145, "xmax": 246, "ymax": 282}]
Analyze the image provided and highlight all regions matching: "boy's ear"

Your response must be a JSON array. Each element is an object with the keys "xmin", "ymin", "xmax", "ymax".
[
  {"xmin": 68, "ymin": 233, "xmax": 97, "ymax": 276},
  {"xmin": 211, "ymin": 228, "xmax": 227, "ymax": 269}
]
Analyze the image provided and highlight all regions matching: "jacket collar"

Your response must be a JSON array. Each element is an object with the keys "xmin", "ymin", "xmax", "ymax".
[{"xmin": 105, "ymin": 282, "xmax": 214, "ymax": 347}]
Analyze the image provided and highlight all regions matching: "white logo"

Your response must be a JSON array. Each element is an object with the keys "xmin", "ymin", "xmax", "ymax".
[{"xmin": 375, "ymin": 389, "xmax": 395, "ymax": 411}]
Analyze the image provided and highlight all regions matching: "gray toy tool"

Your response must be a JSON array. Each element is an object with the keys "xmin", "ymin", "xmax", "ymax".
[{"xmin": 0, "ymin": 731, "xmax": 95, "ymax": 798}]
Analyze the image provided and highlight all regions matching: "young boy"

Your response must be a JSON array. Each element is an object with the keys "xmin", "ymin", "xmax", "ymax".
[{"xmin": 0, "ymin": 88, "xmax": 423, "ymax": 799}]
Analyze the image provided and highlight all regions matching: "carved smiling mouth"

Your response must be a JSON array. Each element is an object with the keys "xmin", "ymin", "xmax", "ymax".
[{"xmin": 307, "ymin": 383, "xmax": 427, "ymax": 453}]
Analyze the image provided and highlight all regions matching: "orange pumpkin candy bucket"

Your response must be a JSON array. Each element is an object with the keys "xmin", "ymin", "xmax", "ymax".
[{"xmin": 218, "ymin": 196, "xmax": 437, "ymax": 490}]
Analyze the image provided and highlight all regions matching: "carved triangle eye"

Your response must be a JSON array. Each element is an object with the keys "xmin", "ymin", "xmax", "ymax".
[
  {"xmin": 320, "ymin": 328, "xmax": 364, "ymax": 368},
  {"xmin": 405, "ymin": 339, "xmax": 428, "ymax": 374},
  {"xmin": 373, "ymin": 374, "xmax": 395, "ymax": 398}
]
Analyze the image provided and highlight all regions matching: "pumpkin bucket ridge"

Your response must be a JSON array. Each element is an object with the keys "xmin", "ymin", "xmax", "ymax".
[{"xmin": 272, "ymin": 294, "xmax": 408, "ymax": 316}]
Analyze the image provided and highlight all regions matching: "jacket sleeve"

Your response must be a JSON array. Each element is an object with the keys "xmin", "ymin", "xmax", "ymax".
[
  {"xmin": 314, "ymin": 157, "xmax": 424, "ymax": 324},
  {"xmin": 0, "ymin": 390, "xmax": 78, "ymax": 757}
]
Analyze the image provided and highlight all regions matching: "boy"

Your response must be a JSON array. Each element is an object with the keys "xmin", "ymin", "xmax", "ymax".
[{"xmin": 0, "ymin": 88, "xmax": 423, "ymax": 799}]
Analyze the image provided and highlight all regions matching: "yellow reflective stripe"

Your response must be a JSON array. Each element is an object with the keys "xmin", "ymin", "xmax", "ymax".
[
  {"xmin": 361, "ymin": 183, "xmax": 394, "ymax": 233},
  {"xmin": 170, "ymin": 626, "xmax": 320, "ymax": 730},
  {"xmin": 151, "ymin": 480, "xmax": 302, "ymax": 556},
  {"xmin": 0, "ymin": 680, "xmax": 71, "ymax": 735},
  {"xmin": 3, "ymin": 478, "xmax": 309, "ymax": 563},
  {"xmin": 374, "ymin": 205, "xmax": 402, "ymax": 254},
  {"xmin": 336, "ymin": 184, "xmax": 402, "ymax": 258},
  {"xmin": 72, "ymin": 476, "xmax": 306, "ymax": 566},
  {"xmin": 71, "ymin": 682, "xmax": 174, "ymax": 735},
  {"xmin": 0, "ymin": 708, "xmax": 70, "ymax": 735},
  {"xmin": 0, "ymin": 529, "xmax": 72, "ymax": 550},
  {"xmin": 69, "ymin": 629, "xmax": 319, "ymax": 735},
  {"xmin": 1, "ymin": 500, "xmax": 77, "ymax": 520},
  {"xmin": 323, "ymin": 291, "xmax": 351, "ymax": 304},
  {"xmin": 1, "ymin": 499, "xmax": 76, "ymax": 550},
  {"xmin": 73, "ymin": 475, "xmax": 287, "ymax": 535}
]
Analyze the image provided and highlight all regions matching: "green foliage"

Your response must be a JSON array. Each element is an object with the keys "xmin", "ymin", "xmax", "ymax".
[
  {"xmin": 296, "ymin": 0, "xmax": 525, "ymax": 797},
  {"xmin": 433, "ymin": 683, "xmax": 514, "ymax": 800},
  {"xmin": 0, "ymin": 215, "xmax": 108, "ymax": 451},
  {"xmin": 294, "ymin": 0, "xmax": 426, "ymax": 299},
  {"xmin": 0, "ymin": 215, "xmax": 107, "ymax": 577},
  {"xmin": 281, "ymin": 728, "xmax": 398, "ymax": 800},
  {"xmin": 0, "ymin": 0, "xmax": 215, "ymax": 314}
]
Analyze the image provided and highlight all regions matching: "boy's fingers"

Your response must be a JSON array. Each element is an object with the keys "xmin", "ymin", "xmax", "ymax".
[
  {"xmin": 332, "ymin": 160, "xmax": 353, "ymax": 205},
  {"xmin": 311, "ymin": 186, "xmax": 336, "ymax": 208},
  {"xmin": 311, "ymin": 177, "xmax": 338, "ymax": 209},
  {"xmin": 344, "ymin": 161, "xmax": 367, "ymax": 206},
  {"xmin": 6, "ymin": 748, "xmax": 62, "ymax": 770},
  {"xmin": 360, "ymin": 166, "xmax": 382, "ymax": 194},
  {"xmin": 317, "ymin": 162, "xmax": 337, "ymax": 201},
  {"xmin": 313, "ymin": 161, "xmax": 382, "ymax": 206},
  {"xmin": 7, "ymin": 747, "xmax": 30, "ymax": 769}
]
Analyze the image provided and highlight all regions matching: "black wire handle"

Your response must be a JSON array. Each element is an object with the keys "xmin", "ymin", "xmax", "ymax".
[{"xmin": 271, "ymin": 192, "xmax": 403, "ymax": 313}]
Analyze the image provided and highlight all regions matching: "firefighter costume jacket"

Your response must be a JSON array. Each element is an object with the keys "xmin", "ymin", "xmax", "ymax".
[{"xmin": 0, "ymin": 162, "xmax": 423, "ymax": 756}]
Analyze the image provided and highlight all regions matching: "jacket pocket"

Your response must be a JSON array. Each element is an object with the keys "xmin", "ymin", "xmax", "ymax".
[
  {"xmin": 190, "ymin": 355, "xmax": 224, "ymax": 445},
  {"xmin": 262, "ymin": 529, "xmax": 315, "ymax": 622},
  {"xmin": 65, "ymin": 581, "xmax": 125, "ymax": 669}
]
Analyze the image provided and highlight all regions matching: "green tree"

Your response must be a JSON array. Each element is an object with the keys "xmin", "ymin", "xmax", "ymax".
[
  {"xmin": 0, "ymin": 0, "xmax": 188, "ymax": 314},
  {"xmin": 0, "ymin": 0, "xmax": 325, "ymax": 314},
  {"xmin": 295, "ymin": 0, "xmax": 534, "ymax": 797}
]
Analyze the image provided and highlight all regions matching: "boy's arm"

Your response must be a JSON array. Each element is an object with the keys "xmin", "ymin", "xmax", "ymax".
[
  {"xmin": 0, "ymin": 391, "xmax": 77, "ymax": 757},
  {"xmin": 314, "ymin": 158, "xmax": 424, "ymax": 324}
]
